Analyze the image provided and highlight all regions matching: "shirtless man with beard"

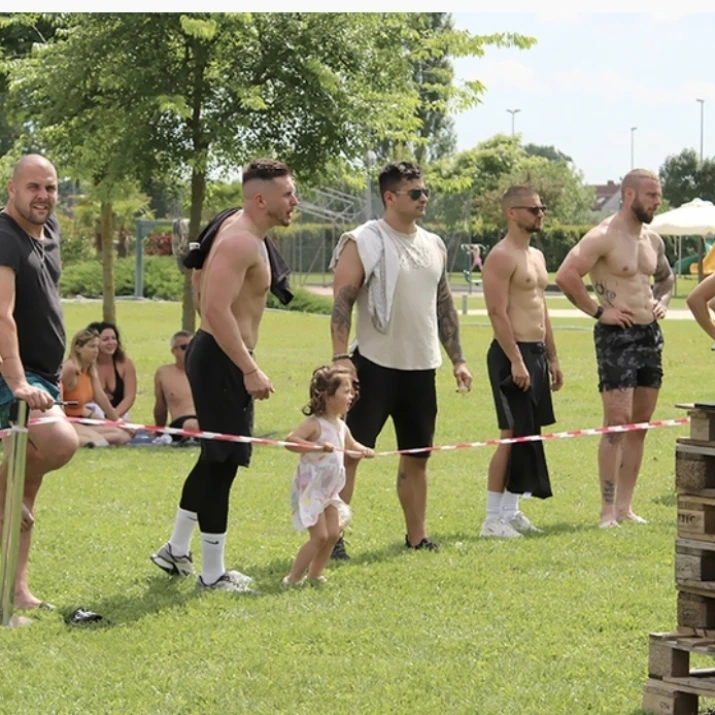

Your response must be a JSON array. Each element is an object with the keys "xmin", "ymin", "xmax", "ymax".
[
  {"xmin": 151, "ymin": 159, "xmax": 298, "ymax": 592},
  {"xmin": 556, "ymin": 169, "xmax": 673, "ymax": 528}
]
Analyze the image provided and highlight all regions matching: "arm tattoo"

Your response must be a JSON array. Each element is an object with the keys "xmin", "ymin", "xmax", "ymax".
[
  {"xmin": 593, "ymin": 281, "xmax": 615, "ymax": 307},
  {"xmin": 331, "ymin": 285, "xmax": 359, "ymax": 348},
  {"xmin": 652, "ymin": 250, "xmax": 674, "ymax": 303},
  {"xmin": 436, "ymin": 272, "xmax": 463, "ymax": 363},
  {"xmin": 564, "ymin": 292, "xmax": 578, "ymax": 307}
]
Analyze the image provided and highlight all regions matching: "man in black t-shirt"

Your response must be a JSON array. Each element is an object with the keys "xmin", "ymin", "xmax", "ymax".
[{"xmin": 0, "ymin": 154, "xmax": 79, "ymax": 610}]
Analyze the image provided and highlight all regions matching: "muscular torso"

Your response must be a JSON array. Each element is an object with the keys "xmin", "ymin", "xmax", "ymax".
[
  {"xmin": 507, "ymin": 246, "xmax": 549, "ymax": 342},
  {"xmin": 192, "ymin": 213, "xmax": 271, "ymax": 350},
  {"xmin": 589, "ymin": 222, "xmax": 659, "ymax": 325},
  {"xmin": 157, "ymin": 365, "xmax": 195, "ymax": 419}
]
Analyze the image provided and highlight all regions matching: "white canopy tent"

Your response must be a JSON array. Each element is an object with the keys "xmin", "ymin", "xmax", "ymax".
[{"xmin": 650, "ymin": 198, "xmax": 715, "ymax": 294}]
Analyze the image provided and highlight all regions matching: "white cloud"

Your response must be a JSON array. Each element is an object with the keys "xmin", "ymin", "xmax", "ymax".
[
  {"xmin": 466, "ymin": 59, "xmax": 543, "ymax": 94},
  {"xmin": 678, "ymin": 81, "xmax": 715, "ymax": 102},
  {"xmin": 556, "ymin": 68, "xmax": 673, "ymax": 104}
]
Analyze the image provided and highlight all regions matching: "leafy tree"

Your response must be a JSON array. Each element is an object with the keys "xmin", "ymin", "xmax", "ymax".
[
  {"xmin": 7, "ymin": 13, "xmax": 536, "ymax": 329},
  {"xmin": 523, "ymin": 143, "xmax": 572, "ymax": 164},
  {"xmin": 659, "ymin": 148, "xmax": 715, "ymax": 207}
]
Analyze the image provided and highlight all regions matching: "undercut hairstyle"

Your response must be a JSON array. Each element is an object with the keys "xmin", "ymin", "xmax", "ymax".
[
  {"xmin": 621, "ymin": 168, "xmax": 659, "ymax": 197},
  {"xmin": 170, "ymin": 330, "xmax": 193, "ymax": 348},
  {"xmin": 378, "ymin": 161, "xmax": 423, "ymax": 206},
  {"xmin": 501, "ymin": 185, "xmax": 537, "ymax": 211},
  {"xmin": 242, "ymin": 158, "xmax": 291, "ymax": 185},
  {"xmin": 86, "ymin": 321, "xmax": 126, "ymax": 363},
  {"xmin": 302, "ymin": 364, "xmax": 359, "ymax": 417}
]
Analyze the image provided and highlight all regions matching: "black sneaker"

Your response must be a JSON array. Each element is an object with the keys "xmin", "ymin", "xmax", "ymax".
[
  {"xmin": 405, "ymin": 535, "xmax": 439, "ymax": 552},
  {"xmin": 331, "ymin": 535, "xmax": 350, "ymax": 561}
]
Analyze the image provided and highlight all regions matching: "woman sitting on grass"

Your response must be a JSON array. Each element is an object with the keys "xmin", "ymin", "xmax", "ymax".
[
  {"xmin": 86, "ymin": 320, "xmax": 137, "ymax": 420},
  {"xmin": 61, "ymin": 329, "xmax": 132, "ymax": 447}
]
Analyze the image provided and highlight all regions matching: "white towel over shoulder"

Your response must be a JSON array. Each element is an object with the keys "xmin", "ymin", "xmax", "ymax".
[{"xmin": 329, "ymin": 220, "xmax": 400, "ymax": 335}]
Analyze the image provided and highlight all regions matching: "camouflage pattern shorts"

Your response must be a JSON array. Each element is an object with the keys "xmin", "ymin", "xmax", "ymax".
[{"xmin": 593, "ymin": 321, "xmax": 663, "ymax": 393}]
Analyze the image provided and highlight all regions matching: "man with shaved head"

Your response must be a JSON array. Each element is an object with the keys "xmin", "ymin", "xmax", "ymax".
[
  {"xmin": 0, "ymin": 154, "xmax": 79, "ymax": 609},
  {"xmin": 556, "ymin": 168, "xmax": 673, "ymax": 528},
  {"xmin": 480, "ymin": 186, "xmax": 562, "ymax": 538},
  {"xmin": 151, "ymin": 158, "xmax": 298, "ymax": 593}
]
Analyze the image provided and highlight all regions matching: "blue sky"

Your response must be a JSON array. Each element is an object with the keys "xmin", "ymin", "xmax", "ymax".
[{"xmin": 451, "ymin": 12, "xmax": 715, "ymax": 185}]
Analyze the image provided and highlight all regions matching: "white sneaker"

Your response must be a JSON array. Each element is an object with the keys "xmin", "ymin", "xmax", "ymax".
[
  {"xmin": 198, "ymin": 570, "xmax": 255, "ymax": 593},
  {"xmin": 479, "ymin": 518, "xmax": 523, "ymax": 538},
  {"xmin": 150, "ymin": 542, "xmax": 195, "ymax": 577},
  {"xmin": 508, "ymin": 512, "xmax": 543, "ymax": 534}
]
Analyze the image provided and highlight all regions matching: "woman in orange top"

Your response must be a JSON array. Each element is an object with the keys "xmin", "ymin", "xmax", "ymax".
[{"xmin": 61, "ymin": 329, "xmax": 131, "ymax": 447}]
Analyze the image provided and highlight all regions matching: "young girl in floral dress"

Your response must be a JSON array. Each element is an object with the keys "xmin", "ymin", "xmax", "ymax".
[{"xmin": 283, "ymin": 365, "xmax": 374, "ymax": 586}]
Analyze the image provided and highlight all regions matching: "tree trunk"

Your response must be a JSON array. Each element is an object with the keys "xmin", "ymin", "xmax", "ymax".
[
  {"xmin": 182, "ymin": 167, "xmax": 206, "ymax": 332},
  {"xmin": 101, "ymin": 201, "xmax": 116, "ymax": 323}
]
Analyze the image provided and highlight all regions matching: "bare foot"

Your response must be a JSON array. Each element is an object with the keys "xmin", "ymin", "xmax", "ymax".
[
  {"xmin": 617, "ymin": 512, "xmax": 648, "ymax": 524},
  {"xmin": 13, "ymin": 593, "xmax": 44, "ymax": 610},
  {"xmin": 599, "ymin": 519, "xmax": 620, "ymax": 529}
]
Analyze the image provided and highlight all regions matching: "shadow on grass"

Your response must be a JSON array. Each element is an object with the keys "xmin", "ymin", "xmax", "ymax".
[{"xmin": 75, "ymin": 574, "xmax": 200, "ymax": 627}]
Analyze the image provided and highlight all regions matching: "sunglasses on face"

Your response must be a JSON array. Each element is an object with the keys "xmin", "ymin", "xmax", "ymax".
[
  {"xmin": 394, "ymin": 188, "xmax": 430, "ymax": 201},
  {"xmin": 176, "ymin": 344, "xmax": 188, "ymax": 351},
  {"xmin": 513, "ymin": 205, "xmax": 547, "ymax": 216}
]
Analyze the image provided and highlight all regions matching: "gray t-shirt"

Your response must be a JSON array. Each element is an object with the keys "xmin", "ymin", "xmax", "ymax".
[{"xmin": 0, "ymin": 212, "xmax": 66, "ymax": 382}]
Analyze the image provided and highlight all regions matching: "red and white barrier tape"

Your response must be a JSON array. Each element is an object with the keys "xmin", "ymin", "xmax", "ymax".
[{"xmin": 0, "ymin": 414, "xmax": 691, "ymax": 457}]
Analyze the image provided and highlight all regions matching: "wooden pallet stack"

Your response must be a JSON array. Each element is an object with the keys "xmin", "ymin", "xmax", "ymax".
[{"xmin": 643, "ymin": 404, "xmax": 715, "ymax": 714}]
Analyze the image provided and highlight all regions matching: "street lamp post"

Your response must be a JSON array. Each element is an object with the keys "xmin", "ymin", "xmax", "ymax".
[
  {"xmin": 697, "ymin": 98, "xmax": 705, "ymax": 162},
  {"xmin": 630, "ymin": 126, "xmax": 637, "ymax": 170},
  {"xmin": 506, "ymin": 108, "xmax": 521, "ymax": 136}
]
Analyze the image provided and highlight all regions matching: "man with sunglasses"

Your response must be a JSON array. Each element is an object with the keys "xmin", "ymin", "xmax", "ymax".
[
  {"xmin": 555, "ymin": 168, "xmax": 673, "ymax": 528},
  {"xmin": 480, "ymin": 186, "xmax": 563, "ymax": 538},
  {"xmin": 330, "ymin": 160, "xmax": 472, "ymax": 558},
  {"xmin": 152, "ymin": 330, "xmax": 198, "ymax": 442}
]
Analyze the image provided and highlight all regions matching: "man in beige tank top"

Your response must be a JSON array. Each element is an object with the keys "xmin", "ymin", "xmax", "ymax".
[
  {"xmin": 481, "ymin": 186, "xmax": 563, "ymax": 538},
  {"xmin": 556, "ymin": 169, "xmax": 673, "ymax": 528},
  {"xmin": 330, "ymin": 161, "xmax": 472, "ymax": 559}
]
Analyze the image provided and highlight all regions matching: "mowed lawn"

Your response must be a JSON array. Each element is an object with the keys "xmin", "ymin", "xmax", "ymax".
[{"xmin": 1, "ymin": 300, "xmax": 712, "ymax": 715}]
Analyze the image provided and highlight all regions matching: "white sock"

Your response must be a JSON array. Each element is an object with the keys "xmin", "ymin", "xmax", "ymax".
[
  {"xmin": 168, "ymin": 507, "xmax": 198, "ymax": 557},
  {"xmin": 501, "ymin": 491, "xmax": 520, "ymax": 521},
  {"xmin": 486, "ymin": 491, "xmax": 504, "ymax": 522},
  {"xmin": 200, "ymin": 532, "xmax": 227, "ymax": 585}
]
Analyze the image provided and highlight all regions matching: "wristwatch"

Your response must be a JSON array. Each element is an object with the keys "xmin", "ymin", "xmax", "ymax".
[{"xmin": 593, "ymin": 306, "xmax": 604, "ymax": 320}]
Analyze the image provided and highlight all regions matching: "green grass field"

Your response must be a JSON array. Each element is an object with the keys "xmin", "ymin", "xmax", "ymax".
[{"xmin": 1, "ymin": 301, "xmax": 713, "ymax": 714}]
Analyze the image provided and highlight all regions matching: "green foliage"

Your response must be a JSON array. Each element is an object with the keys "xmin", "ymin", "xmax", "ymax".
[
  {"xmin": 659, "ymin": 147, "xmax": 715, "ymax": 206},
  {"xmin": 429, "ymin": 135, "xmax": 594, "ymax": 230},
  {"xmin": 60, "ymin": 256, "xmax": 332, "ymax": 313}
]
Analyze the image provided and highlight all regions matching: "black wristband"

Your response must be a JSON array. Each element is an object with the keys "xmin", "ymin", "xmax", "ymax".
[{"xmin": 593, "ymin": 306, "xmax": 604, "ymax": 320}]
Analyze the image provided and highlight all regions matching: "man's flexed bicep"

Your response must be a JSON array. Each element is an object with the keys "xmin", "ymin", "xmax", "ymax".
[{"xmin": 331, "ymin": 240, "xmax": 364, "ymax": 356}]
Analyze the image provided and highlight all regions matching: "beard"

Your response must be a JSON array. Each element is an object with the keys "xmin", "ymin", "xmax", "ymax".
[
  {"xmin": 16, "ymin": 202, "xmax": 50, "ymax": 226},
  {"xmin": 267, "ymin": 207, "xmax": 291, "ymax": 227},
  {"xmin": 631, "ymin": 199, "xmax": 654, "ymax": 224}
]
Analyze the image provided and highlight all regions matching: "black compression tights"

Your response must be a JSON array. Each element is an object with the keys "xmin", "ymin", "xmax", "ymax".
[{"xmin": 178, "ymin": 456, "xmax": 239, "ymax": 534}]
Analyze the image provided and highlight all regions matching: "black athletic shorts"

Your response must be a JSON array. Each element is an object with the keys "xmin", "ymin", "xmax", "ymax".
[
  {"xmin": 169, "ymin": 414, "xmax": 198, "ymax": 443},
  {"xmin": 486, "ymin": 340, "xmax": 555, "ymax": 431},
  {"xmin": 346, "ymin": 348, "xmax": 437, "ymax": 459},
  {"xmin": 185, "ymin": 329, "xmax": 254, "ymax": 466},
  {"xmin": 593, "ymin": 321, "xmax": 663, "ymax": 393}
]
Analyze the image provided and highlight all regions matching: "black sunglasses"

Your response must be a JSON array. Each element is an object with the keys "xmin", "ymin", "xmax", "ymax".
[
  {"xmin": 513, "ymin": 205, "xmax": 547, "ymax": 216},
  {"xmin": 394, "ymin": 188, "xmax": 430, "ymax": 200},
  {"xmin": 176, "ymin": 344, "xmax": 188, "ymax": 351}
]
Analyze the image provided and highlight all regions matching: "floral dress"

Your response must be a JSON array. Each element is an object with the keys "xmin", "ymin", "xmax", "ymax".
[{"xmin": 291, "ymin": 416, "xmax": 352, "ymax": 531}]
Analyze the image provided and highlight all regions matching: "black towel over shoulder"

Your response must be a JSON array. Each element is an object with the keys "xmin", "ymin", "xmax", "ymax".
[{"xmin": 183, "ymin": 207, "xmax": 293, "ymax": 306}]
